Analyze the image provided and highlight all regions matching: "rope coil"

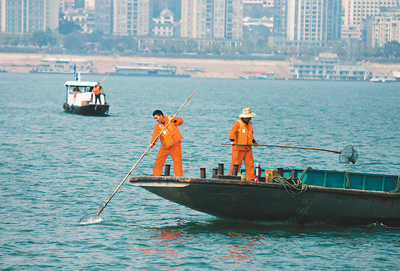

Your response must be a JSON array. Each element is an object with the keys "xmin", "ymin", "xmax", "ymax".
[
  {"xmin": 273, "ymin": 167, "xmax": 311, "ymax": 196},
  {"xmin": 345, "ymin": 170, "xmax": 351, "ymax": 189},
  {"xmin": 390, "ymin": 175, "xmax": 400, "ymax": 193}
]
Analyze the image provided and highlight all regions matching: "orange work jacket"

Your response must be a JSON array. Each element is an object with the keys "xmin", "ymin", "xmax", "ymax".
[
  {"xmin": 151, "ymin": 116, "xmax": 184, "ymax": 148},
  {"xmin": 93, "ymin": 86, "xmax": 101, "ymax": 95},
  {"xmin": 229, "ymin": 119, "xmax": 254, "ymax": 151}
]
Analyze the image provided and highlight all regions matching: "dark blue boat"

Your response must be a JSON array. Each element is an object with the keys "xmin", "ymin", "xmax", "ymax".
[{"xmin": 129, "ymin": 167, "xmax": 400, "ymax": 226}]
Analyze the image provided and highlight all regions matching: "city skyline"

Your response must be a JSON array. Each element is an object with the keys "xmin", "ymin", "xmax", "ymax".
[{"xmin": 0, "ymin": 0, "xmax": 399, "ymax": 49}]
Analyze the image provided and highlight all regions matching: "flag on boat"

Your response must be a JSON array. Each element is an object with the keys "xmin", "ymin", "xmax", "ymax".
[{"xmin": 74, "ymin": 64, "xmax": 78, "ymax": 81}]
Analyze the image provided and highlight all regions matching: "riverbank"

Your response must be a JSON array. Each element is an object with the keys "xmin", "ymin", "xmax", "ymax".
[{"xmin": 1, "ymin": 52, "xmax": 400, "ymax": 79}]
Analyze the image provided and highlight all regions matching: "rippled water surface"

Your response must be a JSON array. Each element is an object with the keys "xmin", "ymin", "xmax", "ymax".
[{"xmin": 1, "ymin": 73, "xmax": 400, "ymax": 270}]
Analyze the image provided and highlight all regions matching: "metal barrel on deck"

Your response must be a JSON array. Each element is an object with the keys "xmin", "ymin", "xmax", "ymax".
[
  {"xmin": 291, "ymin": 169, "xmax": 297, "ymax": 179},
  {"xmin": 218, "ymin": 163, "xmax": 224, "ymax": 176},
  {"xmin": 212, "ymin": 168, "xmax": 218, "ymax": 178},
  {"xmin": 232, "ymin": 165, "xmax": 239, "ymax": 176},
  {"xmin": 164, "ymin": 164, "xmax": 171, "ymax": 176},
  {"xmin": 278, "ymin": 168, "xmax": 283, "ymax": 177},
  {"xmin": 200, "ymin": 168, "xmax": 206, "ymax": 178}
]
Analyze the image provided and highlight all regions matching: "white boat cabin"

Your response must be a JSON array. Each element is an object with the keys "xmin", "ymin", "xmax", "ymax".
[{"xmin": 64, "ymin": 81, "xmax": 105, "ymax": 106}]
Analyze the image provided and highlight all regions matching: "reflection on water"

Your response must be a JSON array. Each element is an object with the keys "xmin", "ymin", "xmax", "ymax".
[
  {"xmin": 130, "ymin": 217, "xmax": 400, "ymax": 269},
  {"xmin": 220, "ymin": 233, "xmax": 264, "ymax": 263}
]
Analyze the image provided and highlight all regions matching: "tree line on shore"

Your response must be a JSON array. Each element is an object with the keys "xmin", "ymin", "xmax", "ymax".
[{"xmin": 1, "ymin": 30, "xmax": 399, "ymax": 63}]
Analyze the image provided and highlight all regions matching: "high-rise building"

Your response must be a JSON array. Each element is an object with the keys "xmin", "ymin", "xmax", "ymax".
[
  {"xmin": 85, "ymin": 0, "xmax": 112, "ymax": 35},
  {"xmin": 113, "ymin": 0, "xmax": 152, "ymax": 37},
  {"xmin": 85, "ymin": 0, "xmax": 95, "ymax": 9},
  {"xmin": 0, "ymin": 0, "xmax": 58, "ymax": 33},
  {"xmin": 60, "ymin": 0, "xmax": 75, "ymax": 12},
  {"xmin": 243, "ymin": 0, "xmax": 274, "ymax": 7},
  {"xmin": 272, "ymin": 0, "xmax": 341, "ymax": 46},
  {"xmin": 152, "ymin": 8, "xmax": 174, "ymax": 37},
  {"xmin": 181, "ymin": 0, "xmax": 243, "ymax": 40},
  {"xmin": 64, "ymin": 8, "xmax": 95, "ymax": 33},
  {"xmin": 369, "ymin": 7, "xmax": 400, "ymax": 47},
  {"xmin": 342, "ymin": 0, "xmax": 400, "ymax": 41}
]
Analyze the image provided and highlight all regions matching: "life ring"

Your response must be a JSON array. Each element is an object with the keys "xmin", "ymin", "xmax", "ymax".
[{"xmin": 95, "ymin": 104, "xmax": 103, "ymax": 112}]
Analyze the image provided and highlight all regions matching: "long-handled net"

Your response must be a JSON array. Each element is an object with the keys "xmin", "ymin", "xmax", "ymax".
[{"xmin": 221, "ymin": 143, "xmax": 358, "ymax": 164}]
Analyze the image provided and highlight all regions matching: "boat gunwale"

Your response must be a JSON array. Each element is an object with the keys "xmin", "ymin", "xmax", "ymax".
[
  {"xmin": 284, "ymin": 167, "xmax": 399, "ymax": 178},
  {"xmin": 129, "ymin": 176, "xmax": 400, "ymax": 199}
]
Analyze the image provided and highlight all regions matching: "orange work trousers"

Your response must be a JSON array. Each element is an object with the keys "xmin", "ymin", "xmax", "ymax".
[
  {"xmin": 228, "ymin": 148, "xmax": 255, "ymax": 181},
  {"xmin": 152, "ymin": 141, "xmax": 183, "ymax": 176}
]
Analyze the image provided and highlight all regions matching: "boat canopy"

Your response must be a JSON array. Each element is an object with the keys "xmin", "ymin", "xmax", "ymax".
[{"xmin": 64, "ymin": 81, "xmax": 98, "ymax": 87}]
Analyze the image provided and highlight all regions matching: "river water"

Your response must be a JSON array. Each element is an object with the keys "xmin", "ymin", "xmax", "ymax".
[{"xmin": 1, "ymin": 73, "xmax": 400, "ymax": 270}]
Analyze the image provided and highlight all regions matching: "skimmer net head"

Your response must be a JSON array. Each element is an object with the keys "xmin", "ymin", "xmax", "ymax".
[{"xmin": 339, "ymin": 145, "xmax": 358, "ymax": 164}]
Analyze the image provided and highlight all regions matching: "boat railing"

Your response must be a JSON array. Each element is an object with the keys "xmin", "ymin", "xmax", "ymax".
[
  {"xmin": 281, "ymin": 168, "xmax": 399, "ymax": 193},
  {"xmin": 235, "ymin": 167, "xmax": 399, "ymax": 193}
]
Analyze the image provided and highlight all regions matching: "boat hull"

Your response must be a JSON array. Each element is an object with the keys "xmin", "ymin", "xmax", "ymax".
[
  {"xmin": 63, "ymin": 103, "xmax": 109, "ymax": 116},
  {"xmin": 130, "ymin": 176, "xmax": 400, "ymax": 226}
]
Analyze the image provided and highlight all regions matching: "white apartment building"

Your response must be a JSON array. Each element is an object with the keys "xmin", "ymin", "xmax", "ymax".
[
  {"xmin": 370, "ymin": 8, "xmax": 400, "ymax": 47},
  {"xmin": 243, "ymin": 16, "xmax": 273, "ymax": 28},
  {"xmin": 342, "ymin": 0, "xmax": 400, "ymax": 41},
  {"xmin": 243, "ymin": 0, "xmax": 274, "ymax": 7},
  {"xmin": 0, "ymin": 0, "xmax": 58, "ymax": 33},
  {"xmin": 181, "ymin": 0, "xmax": 243, "ymax": 40},
  {"xmin": 64, "ymin": 8, "xmax": 95, "ymax": 33},
  {"xmin": 152, "ymin": 8, "xmax": 174, "ymax": 37},
  {"xmin": 60, "ymin": 0, "xmax": 75, "ymax": 12},
  {"xmin": 113, "ymin": 0, "xmax": 152, "ymax": 37},
  {"xmin": 85, "ymin": 0, "xmax": 112, "ymax": 35},
  {"xmin": 272, "ymin": 0, "xmax": 341, "ymax": 46},
  {"xmin": 85, "ymin": 0, "xmax": 95, "ymax": 9}
]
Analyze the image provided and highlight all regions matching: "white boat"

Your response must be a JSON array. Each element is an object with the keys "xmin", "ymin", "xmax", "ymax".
[
  {"xmin": 114, "ymin": 62, "xmax": 190, "ymax": 77},
  {"xmin": 240, "ymin": 71, "xmax": 275, "ymax": 79},
  {"xmin": 393, "ymin": 70, "xmax": 400, "ymax": 81},
  {"xmin": 370, "ymin": 75, "xmax": 396, "ymax": 83},
  {"xmin": 31, "ymin": 58, "xmax": 95, "ymax": 74},
  {"xmin": 63, "ymin": 80, "xmax": 109, "ymax": 116}
]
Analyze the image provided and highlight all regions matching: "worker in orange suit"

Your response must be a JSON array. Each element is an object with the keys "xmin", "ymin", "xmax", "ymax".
[
  {"xmin": 93, "ymin": 83, "xmax": 102, "ymax": 104},
  {"xmin": 149, "ymin": 110, "xmax": 184, "ymax": 176},
  {"xmin": 228, "ymin": 108, "xmax": 258, "ymax": 181}
]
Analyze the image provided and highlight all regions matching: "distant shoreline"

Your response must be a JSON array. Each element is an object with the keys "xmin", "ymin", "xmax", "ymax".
[{"xmin": 1, "ymin": 52, "xmax": 400, "ymax": 79}]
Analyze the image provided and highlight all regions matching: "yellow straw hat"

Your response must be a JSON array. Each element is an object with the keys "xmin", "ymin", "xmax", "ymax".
[{"xmin": 239, "ymin": 108, "xmax": 256, "ymax": 118}]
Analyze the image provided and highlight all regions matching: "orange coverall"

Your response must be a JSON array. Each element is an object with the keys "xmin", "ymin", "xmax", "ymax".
[
  {"xmin": 151, "ymin": 116, "xmax": 184, "ymax": 176},
  {"xmin": 93, "ymin": 85, "xmax": 102, "ymax": 104},
  {"xmin": 93, "ymin": 85, "xmax": 101, "ymax": 95},
  {"xmin": 228, "ymin": 119, "xmax": 255, "ymax": 181}
]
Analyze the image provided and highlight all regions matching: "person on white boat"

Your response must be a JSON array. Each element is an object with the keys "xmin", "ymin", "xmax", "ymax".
[
  {"xmin": 93, "ymin": 83, "xmax": 102, "ymax": 104},
  {"xmin": 73, "ymin": 86, "xmax": 81, "ymax": 92}
]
